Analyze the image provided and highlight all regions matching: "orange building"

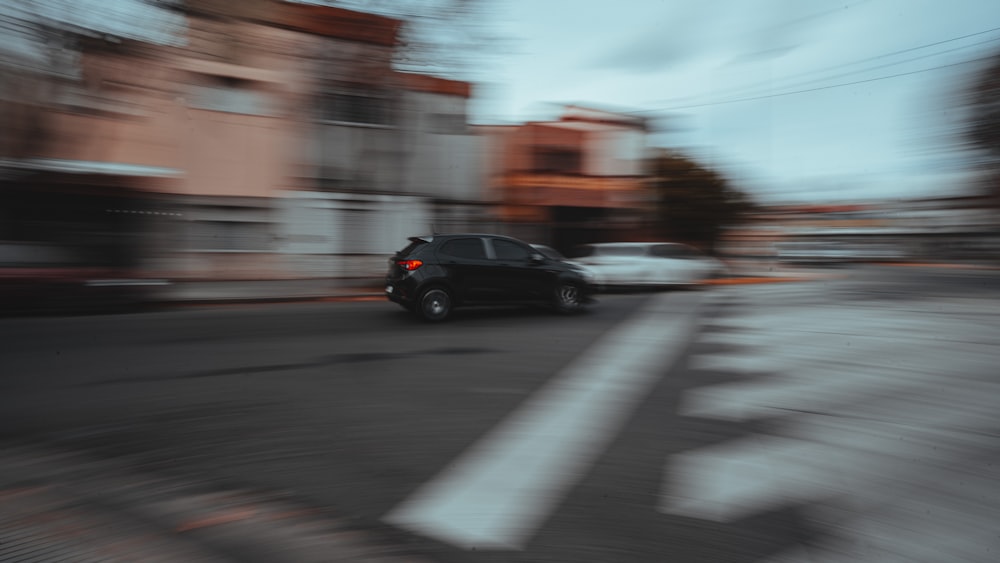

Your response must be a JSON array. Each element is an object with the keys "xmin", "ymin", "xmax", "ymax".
[{"xmin": 481, "ymin": 106, "xmax": 654, "ymax": 250}]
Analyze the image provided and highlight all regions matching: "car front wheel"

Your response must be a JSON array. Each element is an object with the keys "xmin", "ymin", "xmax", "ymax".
[
  {"xmin": 553, "ymin": 282, "xmax": 584, "ymax": 314},
  {"xmin": 418, "ymin": 287, "xmax": 452, "ymax": 322}
]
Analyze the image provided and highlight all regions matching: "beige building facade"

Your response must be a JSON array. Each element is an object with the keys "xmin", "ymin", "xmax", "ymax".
[{"xmin": 1, "ymin": 0, "xmax": 483, "ymax": 282}]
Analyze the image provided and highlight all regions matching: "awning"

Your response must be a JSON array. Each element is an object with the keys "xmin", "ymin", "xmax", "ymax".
[{"xmin": 0, "ymin": 158, "xmax": 182, "ymax": 178}]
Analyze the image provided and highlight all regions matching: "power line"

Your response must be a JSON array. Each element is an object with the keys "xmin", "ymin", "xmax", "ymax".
[
  {"xmin": 634, "ymin": 53, "xmax": 996, "ymax": 114},
  {"xmin": 711, "ymin": 35, "xmax": 1000, "ymax": 104},
  {"xmin": 789, "ymin": 23, "xmax": 1000, "ymax": 77},
  {"xmin": 642, "ymin": 24, "xmax": 1000, "ymax": 112}
]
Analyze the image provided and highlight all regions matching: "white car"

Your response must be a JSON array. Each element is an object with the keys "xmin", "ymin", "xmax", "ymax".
[
  {"xmin": 566, "ymin": 242, "xmax": 727, "ymax": 289},
  {"xmin": 529, "ymin": 244, "xmax": 599, "ymax": 285}
]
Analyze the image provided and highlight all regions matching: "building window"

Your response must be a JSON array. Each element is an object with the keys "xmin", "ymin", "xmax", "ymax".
[
  {"xmin": 320, "ymin": 91, "xmax": 390, "ymax": 125},
  {"xmin": 187, "ymin": 78, "xmax": 276, "ymax": 116},
  {"xmin": 533, "ymin": 147, "xmax": 581, "ymax": 174},
  {"xmin": 188, "ymin": 220, "xmax": 271, "ymax": 252},
  {"xmin": 426, "ymin": 113, "xmax": 466, "ymax": 134}
]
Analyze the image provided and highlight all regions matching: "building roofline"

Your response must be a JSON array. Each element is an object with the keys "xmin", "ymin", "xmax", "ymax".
[
  {"xmin": 397, "ymin": 72, "xmax": 472, "ymax": 98},
  {"xmin": 268, "ymin": 1, "xmax": 402, "ymax": 46}
]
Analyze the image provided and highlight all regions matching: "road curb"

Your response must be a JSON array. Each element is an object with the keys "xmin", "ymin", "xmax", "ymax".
[
  {"xmin": 873, "ymin": 262, "xmax": 1000, "ymax": 270},
  {"xmin": 158, "ymin": 277, "xmax": 844, "ymax": 307},
  {"xmin": 703, "ymin": 274, "xmax": 846, "ymax": 285},
  {"xmin": 155, "ymin": 291, "xmax": 386, "ymax": 307},
  {"xmin": 152, "ymin": 271, "xmax": 856, "ymax": 307}
]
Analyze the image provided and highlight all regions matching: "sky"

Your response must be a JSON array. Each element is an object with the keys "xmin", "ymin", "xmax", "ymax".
[{"xmin": 468, "ymin": 0, "xmax": 1000, "ymax": 204}]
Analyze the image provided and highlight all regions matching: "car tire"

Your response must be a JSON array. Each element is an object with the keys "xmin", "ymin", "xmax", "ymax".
[
  {"xmin": 418, "ymin": 287, "xmax": 452, "ymax": 322},
  {"xmin": 552, "ymin": 282, "xmax": 584, "ymax": 314}
]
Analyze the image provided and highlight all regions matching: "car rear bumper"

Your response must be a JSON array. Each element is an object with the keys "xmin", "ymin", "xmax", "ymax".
[{"xmin": 384, "ymin": 277, "xmax": 417, "ymax": 306}]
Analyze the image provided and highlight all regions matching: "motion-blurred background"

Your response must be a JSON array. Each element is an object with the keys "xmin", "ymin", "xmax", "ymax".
[{"xmin": 2, "ymin": 0, "xmax": 999, "ymax": 312}]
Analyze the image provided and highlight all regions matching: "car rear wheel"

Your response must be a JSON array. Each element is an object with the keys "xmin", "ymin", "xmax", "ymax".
[
  {"xmin": 553, "ymin": 282, "xmax": 583, "ymax": 314},
  {"xmin": 418, "ymin": 288, "xmax": 452, "ymax": 322}
]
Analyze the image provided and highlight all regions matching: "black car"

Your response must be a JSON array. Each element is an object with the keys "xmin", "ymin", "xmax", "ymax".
[{"xmin": 385, "ymin": 234, "xmax": 596, "ymax": 321}]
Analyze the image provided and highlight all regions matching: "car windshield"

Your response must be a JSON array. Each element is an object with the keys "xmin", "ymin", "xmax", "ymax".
[
  {"xmin": 652, "ymin": 244, "xmax": 703, "ymax": 258},
  {"xmin": 595, "ymin": 245, "xmax": 645, "ymax": 257},
  {"xmin": 531, "ymin": 245, "xmax": 565, "ymax": 260}
]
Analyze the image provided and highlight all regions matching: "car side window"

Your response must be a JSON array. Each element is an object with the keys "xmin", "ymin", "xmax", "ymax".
[
  {"xmin": 652, "ymin": 244, "xmax": 701, "ymax": 259},
  {"xmin": 439, "ymin": 238, "xmax": 487, "ymax": 259},
  {"xmin": 492, "ymin": 239, "xmax": 532, "ymax": 261}
]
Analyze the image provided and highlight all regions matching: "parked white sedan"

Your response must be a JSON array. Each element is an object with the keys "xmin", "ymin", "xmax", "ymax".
[{"xmin": 566, "ymin": 242, "xmax": 727, "ymax": 289}]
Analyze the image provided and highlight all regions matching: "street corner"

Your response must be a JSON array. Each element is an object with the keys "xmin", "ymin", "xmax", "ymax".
[
  {"xmin": 702, "ymin": 271, "xmax": 849, "ymax": 285},
  {"xmin": 318, "ymin": 292, "xmax": 388, "ymax": 303},
  {"xmin": 872, "ymin": 261, "xmax": 1000, "ymax": 271}
]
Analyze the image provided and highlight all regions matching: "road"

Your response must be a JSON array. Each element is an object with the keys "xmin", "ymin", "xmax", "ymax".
[{"xmin": 1, "ymin": 265, "xmax": 998, "ymax": 562}]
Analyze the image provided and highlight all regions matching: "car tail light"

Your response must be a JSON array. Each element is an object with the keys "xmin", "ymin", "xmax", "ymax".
[{"xmin": 396, "ymin": 259, "xmax": 423, "ymax": 271}]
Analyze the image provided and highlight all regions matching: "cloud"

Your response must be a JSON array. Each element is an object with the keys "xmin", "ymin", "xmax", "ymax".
[
  {"xmin": 586, "ymin": 5, "xmax": 723, "ymax": 73},
  {"xmin": 585, "ymin": 0, "xmax": 837, "ymax": 73}
]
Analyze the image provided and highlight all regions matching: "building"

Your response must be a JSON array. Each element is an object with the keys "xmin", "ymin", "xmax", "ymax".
[
  {"xmin": 721, "ymin": 196, "xmax": 1000, "ymax": 267},
  {"xmin": 1, "ymin": 0, "xmax": 483, "ymax": 285},
  {"xmin": 481, "ymin": 105, "xmax": 653, "ymax": 250},
  {"xmin": 0, "ymin": 5, "xmax": 186, "ymax": 285},
  {"xmin": 280, "ymin": 61, "xmax": 484, "ymax": 278}
]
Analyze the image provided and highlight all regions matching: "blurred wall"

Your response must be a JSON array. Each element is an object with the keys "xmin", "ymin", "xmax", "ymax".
[{"xmin": 4, "ymin": 1, "xmax": 485, "ymax": 282}]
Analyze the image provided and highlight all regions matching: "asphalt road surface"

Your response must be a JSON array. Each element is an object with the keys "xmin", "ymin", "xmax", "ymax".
[{"xmin": 1, "ymin": 265, "xmax": 998, "ymax": 562}]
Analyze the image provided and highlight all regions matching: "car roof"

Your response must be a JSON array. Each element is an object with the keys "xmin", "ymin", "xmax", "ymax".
[
  {"xmin": 411, "ymin": 233, "xmax": 525, "ymax": 242},
  {"xmin": 582, "ymin": 242, "xmax": 687, "ymax": 247}
]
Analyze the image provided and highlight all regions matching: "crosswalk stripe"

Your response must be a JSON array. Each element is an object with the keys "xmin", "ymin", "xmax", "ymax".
[
  {"xmin": 683, "ymin": 309, "xmax": 999, "ymax": 421},
  {"xmin": 384, "ymin": 292, "xmax": 702, "ymax": 550},
  {"xmin": 663, "ymin": 392, "xmax": 999, "ymax": 523},
  {"xmin": 670, "ymin": 285, "xmax": 1000, "ymax": 560},
  {"xmin": 661, "ymin": 435, "xmax": 832, "ymax": 521},
  {"xmin": 762, "ymin": 467, "xmax": 1000, "ymax": 563},
  {"xmin": 667, "ymin": 289, "xmax": 1000, "ymax": 521}
]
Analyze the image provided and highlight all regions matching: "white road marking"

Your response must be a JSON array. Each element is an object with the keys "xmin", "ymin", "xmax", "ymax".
[
  {"xmin": 761, "ymin": 466, "xmax": 1000, "ymax": 563},
  {"xmin": 384, "ymin": 292, "xmax": 701, "ymax": 550},
  {"xmin": 662, "ymin": 397, "xmax": 1000, "ymax": 523},
  {"xmin": 674, "ymin": 293, "xmax": 1000, "ymax": 560},
  {"xmin": 686, "ymin": 353, "xmax": 784, "ymax": 374},
  {"xmin": 662, "ymin": 435, "xmax": 835, "ymax": 521},
  {"xmin": 682, "ymin": 310, "xmax": 1000, "ymax": 421},
  {"xmin": 665, "ymin": 310, "xmax": 1000, "ymax": 523}
]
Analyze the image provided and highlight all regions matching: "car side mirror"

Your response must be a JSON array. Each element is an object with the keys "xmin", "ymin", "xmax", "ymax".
[{"xmin": 529, "ymin": 253, "xmax": 546, "ymax": 264}]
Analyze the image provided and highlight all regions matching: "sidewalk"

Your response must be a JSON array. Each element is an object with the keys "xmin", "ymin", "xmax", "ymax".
[
  {"xmin": 153, "ymin": 259, "xmax": 1000, "ymax": 306},
  {"xmin": 155, "ymin": 264, "xmax": 844, "ymax": 306},
  {"xmin": 0, "ymin": 444, "xmax": 430, "ymax": 563},
  {"xmin": 156, "ymin": 278, "xmax": 385, "ymax": 305}
]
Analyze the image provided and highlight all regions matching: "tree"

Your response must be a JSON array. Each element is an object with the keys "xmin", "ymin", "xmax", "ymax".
[
  {"xmin": 649, "ymin": 151, "xmax": 755, "ymax": 253},
  {"xmin": 964, "ymin": 49, "xmax": 1000, "ymax": 203},
  {"xmin": 291, "ymin": 0, "xmax": 508, "ymax": 81}
]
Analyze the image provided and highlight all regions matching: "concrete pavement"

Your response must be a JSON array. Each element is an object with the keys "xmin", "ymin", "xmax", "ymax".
[{"xmin": 0, "ymin": 269, "xmax": 996, "ymax": 561}]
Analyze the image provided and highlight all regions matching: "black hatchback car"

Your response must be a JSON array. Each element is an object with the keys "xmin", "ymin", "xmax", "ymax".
[{"xmin": 385, "ymin": 234, "xmax": 596, "ymax": 321}]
